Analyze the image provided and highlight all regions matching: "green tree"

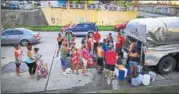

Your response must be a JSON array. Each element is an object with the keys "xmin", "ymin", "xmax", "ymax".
[{"xmin": 114, "ymin": 0, "xmax": 133, "ymax": 10}]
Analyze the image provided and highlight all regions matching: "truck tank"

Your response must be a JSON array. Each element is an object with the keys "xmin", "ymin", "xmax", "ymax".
[{"xmin": 146, "ymin": 17, "xmax": 179, "ymax": 45}]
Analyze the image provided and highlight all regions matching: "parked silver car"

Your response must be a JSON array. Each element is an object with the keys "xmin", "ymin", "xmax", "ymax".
[{"xmin": 1, "ymin": 28, "xmax": 41, "ymax": 46}]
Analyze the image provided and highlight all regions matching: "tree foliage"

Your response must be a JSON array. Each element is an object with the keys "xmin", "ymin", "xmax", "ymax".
[{"xmin": 114, "ymin": 0, "xmax": 133, "ymax": 9}]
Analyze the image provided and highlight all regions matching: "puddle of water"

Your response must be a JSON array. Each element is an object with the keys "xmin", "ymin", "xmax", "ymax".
[{"xmin": 1, "ymin": 62, "xmax": 28, "ymax": 74}]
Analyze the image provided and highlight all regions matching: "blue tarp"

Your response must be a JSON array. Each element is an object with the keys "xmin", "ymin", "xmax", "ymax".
[{"xmin": 58, "ymin": 0, "xmax": 67, "ymax": 5}]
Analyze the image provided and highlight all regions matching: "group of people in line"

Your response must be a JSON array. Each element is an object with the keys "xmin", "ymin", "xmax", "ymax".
[
  {"xmin": 56, "ymin": 30, "xmax": 135, "ymax": 78},
  {"xmin": 14, "ymin": 30, "xmax": 140, "ymax": 79}
]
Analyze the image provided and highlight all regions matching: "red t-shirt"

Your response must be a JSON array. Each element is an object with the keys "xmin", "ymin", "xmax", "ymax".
[
  {"xmin": 82, "ymin": 49, "xmax": 89, "ymax": 60},
  {"xmin": 117, "ymin": 36, "xmax": 125, "ymax": 48},
  {"xmin": 105, "ymin": 50, "xmax": 117, "ymax": 65},
  {"xmin": 87, "ymin": 39, "xmax": 92, "ymax": 51},
  {"xmin": 115, "ymin": 42, "xmax": 121, "ymax": 49},
  {"xmin": 93, "ymin": 32, "xmax": 101, "ymax": 42}
]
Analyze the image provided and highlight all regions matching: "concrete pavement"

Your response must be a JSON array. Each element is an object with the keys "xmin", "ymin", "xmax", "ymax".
[
  {"xmin": 1, "ymin": 31, "xmax": 118, "ymax": 93},
  {"xmin": 1, "ymin": 32, "xmax": 179, "ymax": 93},
  {"xmin": 1, "ymin": 32, "xmax": 58, "ymax": 93}
]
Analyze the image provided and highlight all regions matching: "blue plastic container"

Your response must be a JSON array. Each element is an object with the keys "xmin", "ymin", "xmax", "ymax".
[{"xmin": 118, "ymin": 70, "xmax": 125, "ymax": 81}]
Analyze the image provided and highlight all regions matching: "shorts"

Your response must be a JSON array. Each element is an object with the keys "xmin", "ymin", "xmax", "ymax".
[
  {"xmin": 60, "ymin": 58, "xmax": 68, "ymax": 69},
  {"xmin": 15, "ymin": 59, "xmax": 22, "ymax": 67},
  {"xmin": 129, "ymin": 61, "xmax": 138, "ymax": 67},
  {"xmin": 82, "ymin": 58, "xmax": 88, "ymax": 66},
  {"xmin": 58, "ymin": 44, "xmax": 61, "ymax": 48},
  {"xmin": 106, "ymin": 64, "xmax": 115, "ymax": 71},
  {"xmin": 16, "ymin": 63, "xmax": 21, "ymax": 67},
  {"xmin": 97, "ymin": 57, "xmax": 104, "ymax": 66}
]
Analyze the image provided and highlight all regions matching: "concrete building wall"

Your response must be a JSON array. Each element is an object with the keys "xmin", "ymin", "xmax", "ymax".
[
  {"xmin": 41, "ymin": 7, "xmax": 137, "ymax": 26},
  {"xmin": 1, "ymin": 7, "xmax": 137, "ymax": 27}
]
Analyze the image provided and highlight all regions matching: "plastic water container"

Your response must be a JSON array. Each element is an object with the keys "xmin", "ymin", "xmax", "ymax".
[
  {"xmin": 142, "ymin": 74, "xmax": 151, "ymax": 86},
  {"xmin": 118, "ymin": 70, "xmax": 125, "ymax": 81},
  {"xmin": 121, "ymin": 68, "xmax": 128, "ymax": 78},
  {"xmin": 137, "ymin": 65, "xmax": 143, "ymax": 73},
  {"xmin": 131, "ymin": 77, "xmax": 141, "ymax": 86},
  {"xmin": 149, "ymin": 71, "xmax": 156, "ymax": 82},
  {"xmin": 138, "ymin": 74, "xmax": 144, "ymax": 84},
  {"xmin": 114, "ymin": 68, "xmax": 119, "ymax": 77}
]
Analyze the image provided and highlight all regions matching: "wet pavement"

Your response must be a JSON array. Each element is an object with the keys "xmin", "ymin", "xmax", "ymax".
[{"xmin": 1, "ymin": 62, "xmax": 28, "ymax": 74}]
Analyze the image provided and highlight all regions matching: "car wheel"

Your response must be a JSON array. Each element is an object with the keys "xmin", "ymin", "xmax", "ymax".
[
  {"xmin": 20, "ymin": 39, "xmax": 30, "ymax": 46},
  {"xmin": 158, "ymin": 56, "xmax": 176, "ymax": 75},
  {"xmin": 88, "ymin": 31, "xmax": 94, "ymax": 38}
]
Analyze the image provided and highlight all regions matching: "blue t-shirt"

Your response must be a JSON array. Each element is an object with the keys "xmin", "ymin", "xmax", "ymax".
[
  {"xmin": 23, "ymin": 52, "xmax": 35, "ymax": 64},
  {"xmin": 102, "ymin": 43, "xmax": 108, "ymax": 53}
]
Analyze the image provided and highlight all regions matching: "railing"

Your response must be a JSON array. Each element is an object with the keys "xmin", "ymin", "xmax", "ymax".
[
  {"xmin": 2, "ymin": 2, "xmax": 136, "ymax": 11},
  {"xmin": 139, "ymin": 6, "xmax": 179, "ymax": 16}
]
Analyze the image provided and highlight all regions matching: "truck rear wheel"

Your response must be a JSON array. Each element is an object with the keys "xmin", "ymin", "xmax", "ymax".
[{"xmin": 158, "ymin": 56, "xmax": 176, "ymax": 75}]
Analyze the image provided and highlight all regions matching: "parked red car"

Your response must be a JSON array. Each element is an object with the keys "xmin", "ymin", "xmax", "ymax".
[{"xmin": 115, "ymin": 21, "xmax": 128, "ymax": 32}]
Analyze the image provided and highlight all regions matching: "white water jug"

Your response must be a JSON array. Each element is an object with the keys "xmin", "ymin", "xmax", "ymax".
[
  {"xmin": 149, "ymin": 71, "xmax": 156, "ymax": 82},
  {"xmin": 114, "ymin": 68, "xmax": 119, "ymax": 77},
  {"xmin": 138, "ymin": 74, "xmax": 144, "ymax": 84},
  {"xmin": 142, "ymin": 74, "xmax": 150, "ymax": 86}
]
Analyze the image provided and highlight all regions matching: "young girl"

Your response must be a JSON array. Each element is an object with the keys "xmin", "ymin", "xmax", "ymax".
[
  {"xmin": 34, "ymin": 48, "xmax": 42, "ymax": 61},
  {"xmin": 72, "ymin": 48, "xmax": 80, "ymax": 74},
  {"xmin": 82, "ymin": 45, "xmax": 89, "ymax": 74},
  {"xmin": 14, "ymin": 44, "xmax": 23, "ymax": 76}
]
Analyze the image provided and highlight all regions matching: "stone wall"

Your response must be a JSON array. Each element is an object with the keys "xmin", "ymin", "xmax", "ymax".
[{"xmin": 1, "ymin": 9, "xmax": 48, "ymax": 26}]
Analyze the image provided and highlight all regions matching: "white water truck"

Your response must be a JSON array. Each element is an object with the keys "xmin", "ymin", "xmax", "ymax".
[{"xmin": 123, "ymin": 17, "xmax": 179, "ymax": 75}]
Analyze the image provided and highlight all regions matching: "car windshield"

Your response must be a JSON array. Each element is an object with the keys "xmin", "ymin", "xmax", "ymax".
[{"xmin": 17, "ymin": 28, "xmax": 34, "ymax": 34}]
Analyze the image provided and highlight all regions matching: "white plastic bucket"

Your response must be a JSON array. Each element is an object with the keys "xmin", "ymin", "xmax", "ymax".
[{"xmin": 142, "ymin": 74, "xmax": 150, "ymax": 86}]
